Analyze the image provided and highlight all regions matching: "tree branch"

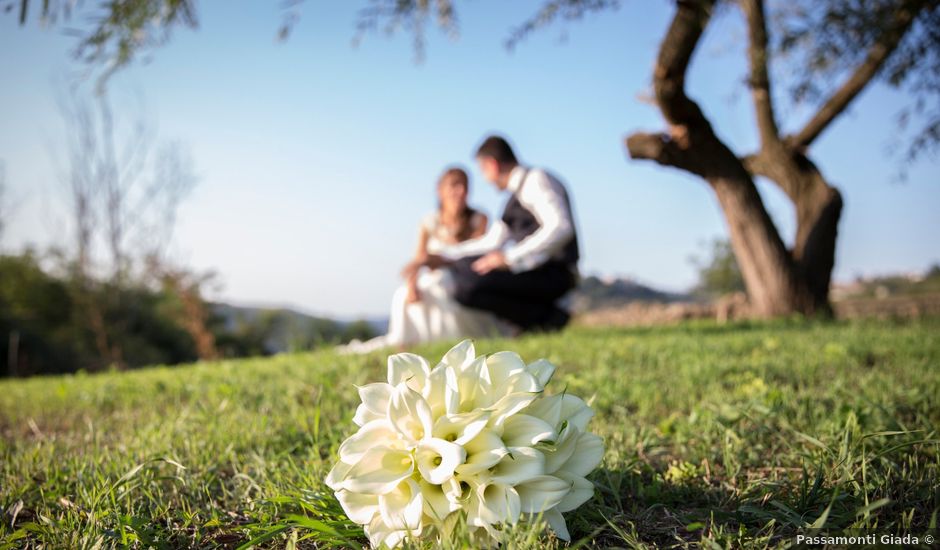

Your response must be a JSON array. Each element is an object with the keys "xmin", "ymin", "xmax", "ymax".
[
  {"xmin": 626, "ymin": 132, "xmax": 694, "ymax": 169},
  {"xmin": 652, "ymin": 0, "xmax": 716, "ymax": 126},
  {"xmin": 741, "ymin": 0, "xmax": 781, "ymax": 149},
  {"xmin": 788, "ymin": 5, "xmax": 919, "ymax": 149}
]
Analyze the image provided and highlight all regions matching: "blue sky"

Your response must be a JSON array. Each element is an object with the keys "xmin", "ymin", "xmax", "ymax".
[{"xmin": 1, "ymin": 1, "xmax": 938, "ymax": 318}]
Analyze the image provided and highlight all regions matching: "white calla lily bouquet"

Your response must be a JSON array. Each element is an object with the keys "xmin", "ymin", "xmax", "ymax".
[{"xmin": 326, "ymin": 340, "xmax": 604, "ymax": 548}]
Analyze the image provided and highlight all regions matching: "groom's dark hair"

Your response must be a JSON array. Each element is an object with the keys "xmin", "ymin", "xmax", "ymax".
[{"xmin": 475, "ymin": 135, "xmax": 518, "ymax": 166}]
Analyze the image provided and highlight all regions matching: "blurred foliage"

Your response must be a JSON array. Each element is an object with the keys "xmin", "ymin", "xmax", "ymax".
[
  {"xmin": 4, "ymin": 0, "xmax": 199, "ymax": 87},
  {"xmin": 0, "ymin": 251, "xmax": 374, "ymax": 377},
  {"xmin": 690, "ymin": 239, "xmax": 746, "ymax": 298},
  {"xmin": 0, "ymin": 252, "xmax": 79, "ymax": 376},
  {"xmin": 773, "ymin": 0, "xmax": 940, "ymax": 164},
  {"xmin": 342, "ymin": 319, "xmax": 377, "ymax": 343},
  {"xmin": 1, "ymin": 252, "xmax": 197, "ymax": 375}
]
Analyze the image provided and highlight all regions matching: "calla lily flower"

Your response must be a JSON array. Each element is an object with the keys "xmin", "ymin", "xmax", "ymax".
[
  {"xmin": 415, "ymin": 437, "xmax": 466, "ymax": 484},
  {"xmin": 328, "ymin": 340, "xmax": 604, "ymax": 548},
  {"xmin": 388, "ymin": 382, "xmax": 433, "ymax": 444}
]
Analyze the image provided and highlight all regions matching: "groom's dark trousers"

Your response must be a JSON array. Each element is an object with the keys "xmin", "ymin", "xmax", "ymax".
[{"xmin": 450, "ymin": 257, "xmax": 576, "ymax": 330}]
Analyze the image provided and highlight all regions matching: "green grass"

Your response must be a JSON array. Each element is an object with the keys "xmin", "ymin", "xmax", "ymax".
[{"xmin": 1, "ymin": 319, "xmax": 938, "ymax": 548}]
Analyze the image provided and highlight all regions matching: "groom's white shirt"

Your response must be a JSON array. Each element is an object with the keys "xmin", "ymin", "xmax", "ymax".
[{"xmin": 439, "ymin": 165, "xmax": 575, "ymax": 273}]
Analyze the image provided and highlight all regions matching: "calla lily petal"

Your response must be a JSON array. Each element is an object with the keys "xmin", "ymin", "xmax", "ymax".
[
  {"xmin": 557, "ymin": 432, "xmax": 605, "ymax": 477},
  {"xmin": 543, "ymin": 425, "xmax": 581, "ymax": 474},
  {"xmin": 558, "ymin": 394, "xmax": 595, "ymax": 433},
  {"xmin": 544, "ymin": 507, "xmax": 570, "ymax": 541},
  {"xmin": 523, "ymin": 393, "xmax": 563, "ymax": 428},
  {"xmin": 379, "ymin": 478, "xmax": 423, "ymax": 531},
  {"xmin": 423, "ymin": 364, "xmax": 456, "ymax": 417},
  {"xmin": 325, "ymin": 459, "xmax": 352, "ymax": 491},
  {"xmin": 442, "ymin": 476, "xmax": 470, "ymax": 505},
  {"xmin": 455, "ymin": 429, "xmax": 508, "ymax": 475},
  {"xmin": 516, "ymin": 474, "xmax": 570, "ymax": 514},
  {"xmin": 358, "ymin": 382, "xmax": 394, "ymax": 414},
  {"xmin": 555, "ymin": 470, "xmax": 595, "ymax": 512},
  {"xmin": 470, "ymin": 482, "xmax": 521, "ymax": 527},
  {"xmin": 353, "ymin": 403, "xmax": 381, "ymax": 427},
  {"xmin": 336, "ymin": 489, "xmax": 379, "ymax": 525},
  {"xmin": 501, "ymin": 414, "xmax": 556, "ymax": 447},
  {"xmin": 432, "ymin": 409, "xmax": 490, "ymax": 446},
  {"xmin": 388, "ymin": 353, "xmax": 430, "ymax": 392},
  {"xmin": 440, "ymin": 339, "xmax": 475, "ymax": 370},
  {"xmin": 420, "ymin": 479, "xmax": 460, "ymax": 522},
  {"xmin": 366, "ymin": 514, "xmax": 409, "ymax": 549},
  {"xmin": 456, "ymin": 356, "xmax": 491, "ymax": 412},
  {"xmin": 496, "ymin": 370, "xmax": 541, "ymax": 396},
  {"xmin": 485, "ymin": 352, "xmax": 527, "ymax": 388},
  {"xmin": 526, "ymin": 359, "xmax": 556, "ymax": 389},
  {"xmin": 339, "ymin": 419, "xmax": 400, "ymax": 463},
  {"xmin": 342, "ymin": 446, "xmax": 414, "ymax": 495},
  {"xmin": 488, "ymin": 391, "xmax": 539, "ymax": 428},
  {"xmin": 490, "ymin": 446, "xmax": 545, "ymax": 486}
]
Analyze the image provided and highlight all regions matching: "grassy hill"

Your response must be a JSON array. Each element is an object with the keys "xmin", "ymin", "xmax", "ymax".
[{"xmin": 1, "ymin": 320, "xmax": 938, "ymax": 548}]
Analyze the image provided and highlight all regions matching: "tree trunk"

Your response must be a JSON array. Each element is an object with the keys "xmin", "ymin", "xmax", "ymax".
[
  {"xmin": 745, "ymin": 150, "xmax": 843, "ymax": 316},
  {"xmin": 710, "ymin": 176, "xmax": 814, "ymax": 316}
]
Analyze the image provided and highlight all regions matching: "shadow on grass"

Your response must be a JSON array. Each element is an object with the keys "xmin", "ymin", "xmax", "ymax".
[
  {"xmin": 567, "ymin": 465, "xmax": 744, "ymax": 548},
  {"xmin": 568, "ymin": 462, "xmax": 900, "ymax": 549}
]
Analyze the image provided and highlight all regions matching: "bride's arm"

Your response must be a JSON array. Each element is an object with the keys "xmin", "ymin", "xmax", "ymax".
[
  {"xmin": 413, "ymin": 226, "xmax": 430, "ymax": 263},
  {"xmin": 470, "ymin": 212, "xmax": 488, "ymax": 239},
  {"xmin": 402, "ymin": 226, "xmax": 429, "ymax": 302}
]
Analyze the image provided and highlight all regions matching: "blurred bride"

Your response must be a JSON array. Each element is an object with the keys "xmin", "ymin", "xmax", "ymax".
[{"xmin": 343, "ymin": 167, "xmax": 509, "ymax": 353}]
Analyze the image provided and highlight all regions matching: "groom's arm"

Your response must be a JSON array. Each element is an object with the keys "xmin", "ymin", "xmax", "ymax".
[
  {"xmin": 436, "ymin": 221, "xmax": 510, "ymax": 261},
  {"xmin": 503, "ymin": 170, "xmax": 574, "ymax": 273}
]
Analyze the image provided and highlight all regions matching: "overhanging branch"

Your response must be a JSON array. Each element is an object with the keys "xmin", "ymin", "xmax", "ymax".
[
  {"xmin": 742, "ymin": 0, "xmax": 781, "ymax": 149},
  {"xmin": 787, "ymin": 5, "xmax": 919, "ymax": 149}
]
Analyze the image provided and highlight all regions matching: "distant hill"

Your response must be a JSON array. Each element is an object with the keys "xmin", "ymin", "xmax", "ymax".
[
  {"xmin": 210, "ymin": 303, "xmax": 377, "ymax": 355},
  {"xmin": 568, "ymin": 275, "xmax": 692, "ymax": 313}
]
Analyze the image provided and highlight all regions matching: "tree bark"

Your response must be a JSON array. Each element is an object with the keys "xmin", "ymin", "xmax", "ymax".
[{"xmin": 744, "ymin": 152, "xmax": 842, "ymax": 315}]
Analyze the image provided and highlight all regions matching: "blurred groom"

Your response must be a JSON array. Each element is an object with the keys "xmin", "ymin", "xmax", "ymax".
[{"xmin": 428, "ymin": 135, "xmax": 580, "ymax": 332}]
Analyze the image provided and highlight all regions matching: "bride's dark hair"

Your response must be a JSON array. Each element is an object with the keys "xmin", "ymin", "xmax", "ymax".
[{"xmin": 437, "ymin": 167, "xmax": 477, "ymax": 242}]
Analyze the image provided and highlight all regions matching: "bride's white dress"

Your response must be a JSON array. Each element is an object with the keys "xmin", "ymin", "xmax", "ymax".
[{"xmin": 341, "ymin": 212, "xmax": 510, "ymax": 353}]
